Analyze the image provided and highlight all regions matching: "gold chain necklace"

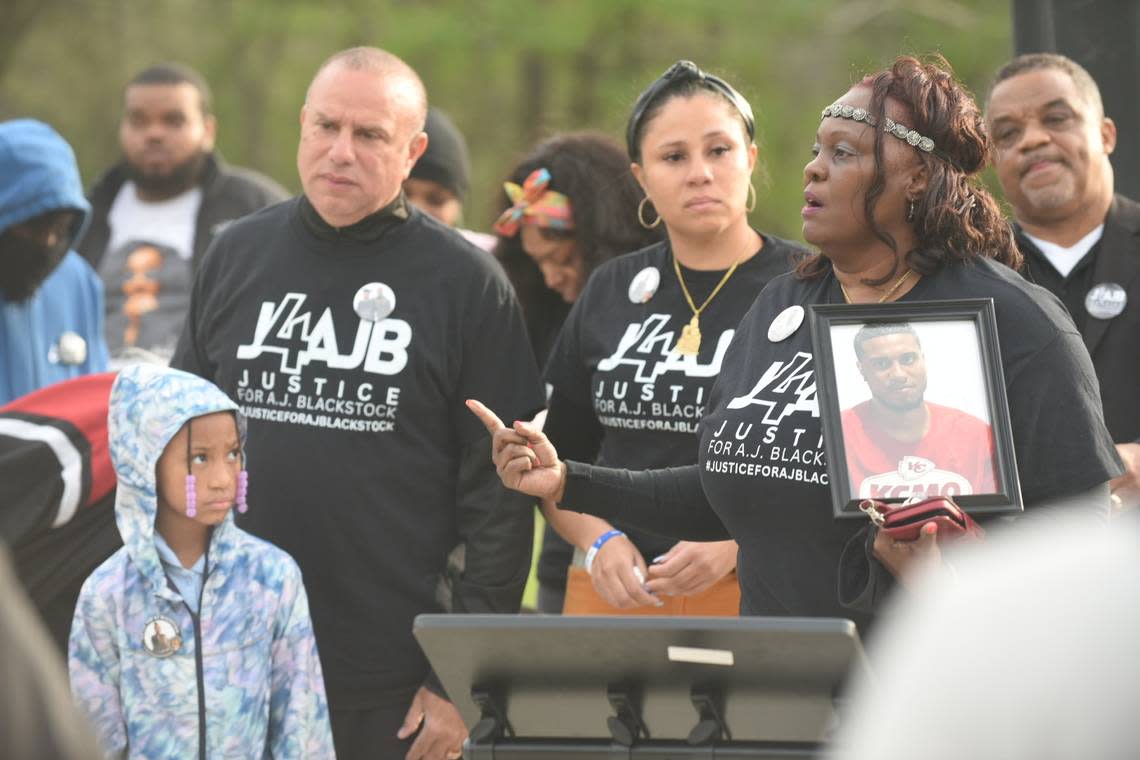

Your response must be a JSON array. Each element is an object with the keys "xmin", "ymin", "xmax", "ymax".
[
  {"xmin": 672, "ymin": 253, "xmax": 744, "ymax": 355},
  {"xmin": 839, "ymin": 269, "xmax": 915, "ymax": 304}
]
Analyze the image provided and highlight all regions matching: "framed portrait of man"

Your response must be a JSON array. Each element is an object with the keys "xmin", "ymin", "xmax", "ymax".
[{"xmin": 809, "ymin": 299, "xmax": 1022, "ymax": 519}]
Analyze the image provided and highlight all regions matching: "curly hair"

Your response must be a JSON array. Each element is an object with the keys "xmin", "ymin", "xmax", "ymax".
[
  {"xmin": 492, "ymin": 131, "xmax": 663, "ymax": 363},
  {"xmin": 797, "ymin": 55, "xmax": 1021, "ymax": 283}
]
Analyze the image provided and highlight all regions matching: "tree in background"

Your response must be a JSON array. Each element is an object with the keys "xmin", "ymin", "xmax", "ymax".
[{"xmin": 0, "ymin": 0, "xmax": 1010, "ymax": 244}]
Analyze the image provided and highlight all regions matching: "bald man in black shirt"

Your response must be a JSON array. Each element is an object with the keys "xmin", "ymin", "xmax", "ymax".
[{"xmin": 173, "ymin": 47, "xmax": 543, "ymax": 760}]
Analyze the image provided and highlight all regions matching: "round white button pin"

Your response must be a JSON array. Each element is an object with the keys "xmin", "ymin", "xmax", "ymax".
[
  {"xmin": 1085, "ymin": 283, "xmax": 1126, "ymax": 320},
  {"xmin": 768, "ymin": 305, "xmax": 805, "ymax": 342},
  {"xmin": 628, "ymin": 267, "xmax": 660, "ymax": 304},
  {"xmin": 56, "ymin": 332, "xmax": 88, "ymax": 365},
  {"xmin": 353, "ymin": 282, "xmax": 396, "ymax": 322}
]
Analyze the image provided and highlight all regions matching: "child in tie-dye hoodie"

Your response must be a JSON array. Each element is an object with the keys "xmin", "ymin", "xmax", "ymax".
[{"xmin": 68, "ymin": 365, "xmax": 335, "ymax": 758}]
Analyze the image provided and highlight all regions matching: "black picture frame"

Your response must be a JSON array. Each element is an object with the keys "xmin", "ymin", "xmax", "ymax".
[{"xmin": 808, "ymin": 298, "xmax": 1022, "ymax": 519}]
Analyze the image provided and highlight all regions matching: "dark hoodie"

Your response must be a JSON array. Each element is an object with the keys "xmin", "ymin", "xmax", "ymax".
[{"xmin": 0, "ymin": 119, "xmax": 108, "ymax": 404}]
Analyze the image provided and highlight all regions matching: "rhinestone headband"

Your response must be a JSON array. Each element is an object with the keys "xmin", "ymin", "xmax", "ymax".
[{"xmin": 821, "ymin": 103, "xmax": 935, "ymax": 154}]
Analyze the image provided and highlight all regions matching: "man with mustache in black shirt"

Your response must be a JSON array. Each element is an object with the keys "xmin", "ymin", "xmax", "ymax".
[{"xmin": 988, "ymin": 53, "xmax": 1140, "ymax": 512}]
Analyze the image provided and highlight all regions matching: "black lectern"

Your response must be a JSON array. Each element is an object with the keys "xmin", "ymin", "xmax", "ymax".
[{"xmin": 413, "ymin": 614, "xmax": 868, "ymax": 759}]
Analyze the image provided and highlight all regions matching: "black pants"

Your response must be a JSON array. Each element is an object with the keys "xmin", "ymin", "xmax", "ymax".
[
  {"xmin": 536, "ymin": 580, "xmax": 566, "ymax": 614},
  {"xmin": 330, "ymin": 701, "xmax": 416, "ymax": 760}
]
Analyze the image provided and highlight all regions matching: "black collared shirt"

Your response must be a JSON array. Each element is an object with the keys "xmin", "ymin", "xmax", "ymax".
[{"xmin": 1015, "ymin": 229, "xmax": 1101, "ymax": 333}]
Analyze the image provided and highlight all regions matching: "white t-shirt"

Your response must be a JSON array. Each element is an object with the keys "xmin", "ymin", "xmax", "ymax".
[
  {"xmin": 1024, "ymin": 224, "xmax": 1104, "ymax": 278},
  {"xmin": 459, "ymin": 227, "xmax": 497, "ymax": 252},
  {"xmin": 107, "ymin": 182, "xmax": 203, "ymax": 261}
]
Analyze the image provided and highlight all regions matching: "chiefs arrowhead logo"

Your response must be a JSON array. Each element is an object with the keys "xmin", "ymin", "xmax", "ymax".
[{"xmin": 897, "ymin": 456, "xmax": 935, "ymax": 480}]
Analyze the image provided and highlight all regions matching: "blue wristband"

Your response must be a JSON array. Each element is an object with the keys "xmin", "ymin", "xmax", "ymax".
[
  {"xmin": 585, "ymin": 529, "xmax": 625, "ymax": 575},
  {"xmin": 592, "ymin": 529, "xmax": 624, "ymax": 550}
]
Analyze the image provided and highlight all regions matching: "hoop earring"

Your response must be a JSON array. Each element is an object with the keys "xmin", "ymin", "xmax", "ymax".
[
  {"xmin": 638, "ymin": 197, "xmax": 662, "ymax": 229},
  {"xmin": 746, "ymin": 182, "xmax": 757, "ymax": 213},
  {"xmin": 905, "ymin": 199, "xmax": 917, "ymax": 224}
]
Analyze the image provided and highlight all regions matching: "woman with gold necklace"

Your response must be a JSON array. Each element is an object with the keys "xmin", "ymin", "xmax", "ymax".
[
  {"xmin": 472, "ymin": 56, "xmax": 1119, "ymax": 623},
  {"xmin": 536, "ymin": 60, "xmax": 800, "ymax": 614}
]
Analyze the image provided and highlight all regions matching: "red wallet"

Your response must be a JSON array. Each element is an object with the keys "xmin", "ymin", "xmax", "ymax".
[{"xmin": 858, "ymin": 496, "xmax": 985, "ymax": 542}]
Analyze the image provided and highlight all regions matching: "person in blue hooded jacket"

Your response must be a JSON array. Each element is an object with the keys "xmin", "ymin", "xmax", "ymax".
[
  {"xmin": 68, "ymin": 364, "xmax": 335, "ymax": 758},
  {"xmin": 0, "ymin": 119, "xmax": 109, "ymax": 404}
]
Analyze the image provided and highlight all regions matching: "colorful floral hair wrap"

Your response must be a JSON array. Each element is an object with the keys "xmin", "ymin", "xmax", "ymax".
[{"xmin": 492, "ymin": 168, "xmax": 575, "ymax": 236}]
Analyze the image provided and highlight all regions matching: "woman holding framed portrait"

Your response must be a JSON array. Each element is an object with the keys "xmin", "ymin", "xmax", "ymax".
[{"xmin": 470, "ymin": 55, "xmax": 1121, "ymax": 623}]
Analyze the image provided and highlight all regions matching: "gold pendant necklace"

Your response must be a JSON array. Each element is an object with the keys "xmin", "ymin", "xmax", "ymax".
[
  {"xmin": 839, "ymin": 268, "xmax": 915, "ymax": 304},
  {"xmin": 672, "ymin": 252, "xmax": 744, "ymax": 356},
  {"xmin": 676, "ymin": 314, "xmax": 702, "ymax": 355}
]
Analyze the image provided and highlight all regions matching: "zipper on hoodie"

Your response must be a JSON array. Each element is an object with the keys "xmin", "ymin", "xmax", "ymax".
[{"xmin": 181, "ymin": 551, "xmax": 210, "ymax": 760}]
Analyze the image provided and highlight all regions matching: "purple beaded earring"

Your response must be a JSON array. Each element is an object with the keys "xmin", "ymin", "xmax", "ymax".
[
  {"xmin": 185, "ymin": 420, "xmax": 197, "ymax": 518},
  {"xmin": 236, "ymin": 469, "xmax": 249, "ymax": 513},
  {"xmin": 185, "ymin": 475, "xmax": 197, "ymax": 517}
]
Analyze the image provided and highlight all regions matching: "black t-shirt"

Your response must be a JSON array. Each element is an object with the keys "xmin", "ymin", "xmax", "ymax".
[
  {"xmin": 172, "ymin": 196, "xmax": 544, "ymax": 706},
  {"xmin": 543, "ymin": 237, "xmax": 799, "ymax": 566},
  {"xmin": 562, "ymin": 256, "xmax": 1120, "ymax": 625}
]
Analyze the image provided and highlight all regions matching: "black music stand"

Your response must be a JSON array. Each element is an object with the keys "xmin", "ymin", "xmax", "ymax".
[{"xmin": 413, "ymin": 614, "xmax": 869, "ymax": 759}]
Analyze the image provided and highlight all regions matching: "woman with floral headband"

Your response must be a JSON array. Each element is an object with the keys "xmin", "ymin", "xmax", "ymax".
[
  {"xmin": 470, "ymin": 55, "xmax": 1119, "ymax": 623},
  {"xmin": 493, "ymin": 64, "xmax": 799, "ymax": 615},
  {"xmin": 492, "ymin": 132, "xmax": 658, "ymax": 367},
  {"xmin": 492, "ymin": 132, "xmax": 662, "ymax": 613}
]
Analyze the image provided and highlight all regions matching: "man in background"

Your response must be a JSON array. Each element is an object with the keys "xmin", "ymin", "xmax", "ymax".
[
  {"xmin": 404, "ymin": 106, "xmax": 495, "ymax": 250},
  {"xmin": 77, "ymin": 63, "xmax": 287, "ymax": 363},
  {"xmin": 988, "ymin": 53, "xmax": 1140, "ymax": 510}
]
